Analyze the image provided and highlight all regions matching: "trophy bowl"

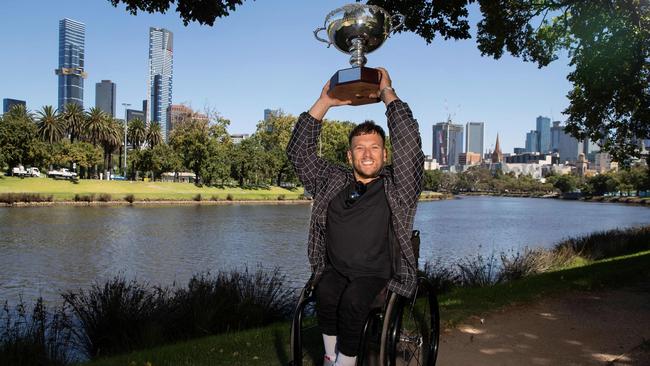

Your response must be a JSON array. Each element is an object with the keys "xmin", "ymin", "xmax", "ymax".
[{"xmin": 314, "ymin": 4, "xmax": 404, "ymax": 105}]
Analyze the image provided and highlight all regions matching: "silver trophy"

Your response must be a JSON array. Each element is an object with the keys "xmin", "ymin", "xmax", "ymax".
[{"xmin": 314, "ymin": 3, "xmax": 404, "ymax": 105}]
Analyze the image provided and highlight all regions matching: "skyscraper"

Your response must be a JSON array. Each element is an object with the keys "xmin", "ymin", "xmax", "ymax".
[
  {"xmin": 433, "ymin": 122, "xmax": 463, "ymax": 167},
  {"xmin": 56, "ymin": 18, "xmax": 86, "ymax": 110},
  {"xmin": 465, "ymin": 122, "xmax": 484, "ymax": 154},
  {"xmin": 95, "ymin": 80, "xmax": 116, "ymax": 117},
  {"xmin": 148, "ymin": 27, "xmax": 173, "ymax": 141},
  {"xmin": 525, "ymin": 130, "xmax": 539, "ymax": 152},
  {"xmin": 536, "ymin": 116, "xmax": 551, "ymax": 153},
  {"xmin": 558, "ymin": 131, "xmax": 581, "ymax": 163},
  {"xmin": 550, "ymin": 121, "xmax": 562, "ymax": 152}
]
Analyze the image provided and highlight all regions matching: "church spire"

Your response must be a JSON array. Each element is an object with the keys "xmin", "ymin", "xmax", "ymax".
[{"xmin": 491, "ymin": 134, "xmax": 503, "ymax": 163}]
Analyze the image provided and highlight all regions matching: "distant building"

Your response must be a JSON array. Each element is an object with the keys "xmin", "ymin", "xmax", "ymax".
[
  {"xmin": 459, "ymin": 152, "xmax": 482, "ymax": 166},
  {"xmin": 536, "ymin": 116, "xmax": 551, "ymax": 153},
  {"xmin": 550, "ymin": 121, "xmax": 562, "ymax": 152},
  {"xmin": 465, "ymin": 122, "xmax": 484, "ymax": 154},
  {"xmin": 513, "ymin": 147, "xmax": 526, "ymax": 155},
  {"xmin": 126, "ymin": 109, "xmax": 145, "ymax": 122},
  {"xmin": 230, "ymin": 133, "xmax": 250, "ymax": 144},
  {"xmin": 525, "ymin": 130, "xmax": 539, "ymax": 152},
  {"xmin": 593, "ymin": 152, "xmax": 618, "ymax": 173},
  {"xmin": 95, "ymin": 80, "xmax": 116, "ymax": 117},
  {"xmin": 264, "ymin": 108, "xmax": 280, "ymax": 122},
  {"xmin": 506, "ymin": 152, "xmax": 559, "ymax": 165},
  {"xmin": 148, "ymin": 27, "xmax": 174, "ymax": 140},
  {"xmin": 56, "ymin": 18, "xmax": 86, "ymax": 109},
  {"xmin": 2, "ymin": 98, "xmax": 26, "ymax": 113},
  {"xmin": 491, "ymin": 134, "xmax": 503, "ymax": 163},
  {"xmin": 558, "ymin": 130, "xmax": 581, "ymax": 163},
  {"xmin": 166, "ymin": 104, "xmax": 208, "ymax": 134},
  {"xmin": 432, "ymin": 121, "xmax": 463, "ymax": 167},
  {"xmin": 423, "ymin": 155, "xmax": 439, "ymax": 170}
]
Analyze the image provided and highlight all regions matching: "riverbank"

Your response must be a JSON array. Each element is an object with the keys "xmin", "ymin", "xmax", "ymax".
[
  {"xmin": 461, "ymin": 191, "xmax": 650, "ymax": 206},
  {"xmin": 0, "ymin": 176, "xmax": 451, "ymax": 206},
  {"xmin": 83, "ymin": 250, "xmax": 650, "ymax": 366}
]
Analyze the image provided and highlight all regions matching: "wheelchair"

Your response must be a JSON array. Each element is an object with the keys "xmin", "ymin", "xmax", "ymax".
[{"xmin": 290, "ymin": 231, "xmax": 440, "ymax": 366}]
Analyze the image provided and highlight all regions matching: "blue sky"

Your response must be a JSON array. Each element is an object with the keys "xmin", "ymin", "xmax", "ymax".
[{"xmin": 0, "ymin": 0, "xmax": 574, "ymax": 155}]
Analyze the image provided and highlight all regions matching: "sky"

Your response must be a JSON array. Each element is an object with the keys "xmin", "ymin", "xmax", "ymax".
[{"xmin": 0, "ymin": 0, "xmax": 575, "ymax": 155}]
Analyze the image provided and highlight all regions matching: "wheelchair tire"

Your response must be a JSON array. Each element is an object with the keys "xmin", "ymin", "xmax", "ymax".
[{"xmin": 380, "ymin": 278, "xmax": 439, "ymax": 366}]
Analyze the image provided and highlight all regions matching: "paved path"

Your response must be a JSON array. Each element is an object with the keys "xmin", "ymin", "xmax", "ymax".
[{"xmin": 436, "ymin": 282, "xmax": 650, "ymax": 366}]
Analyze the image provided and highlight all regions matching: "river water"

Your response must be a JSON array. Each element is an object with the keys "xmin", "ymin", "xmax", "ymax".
[{"xmin": 1, "ymin": 196, "xmax": 649, "ymax": 305}]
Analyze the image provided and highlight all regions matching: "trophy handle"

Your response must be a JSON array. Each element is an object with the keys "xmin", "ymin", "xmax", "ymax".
[
  {"xmin": 390, "ymin": 13, "xmax": 406, "ymax": 33},
  {"xmin": 314, "ymin": 27, "xmax": 332, "ymax": 47}
]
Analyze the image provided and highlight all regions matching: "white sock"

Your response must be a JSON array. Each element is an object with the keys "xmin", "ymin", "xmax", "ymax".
[
  {"xmin": 335, "ymin": 352, "xmax": 357, "ymax": 366},
  {"xmin": 323, "ymin": 334, "xmax": 337, "ymax": 360}
]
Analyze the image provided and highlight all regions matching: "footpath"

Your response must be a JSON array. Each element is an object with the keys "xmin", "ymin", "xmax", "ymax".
[{"xmin": 437, "ymin": 281, "xmax": 650, "ymax": 366}]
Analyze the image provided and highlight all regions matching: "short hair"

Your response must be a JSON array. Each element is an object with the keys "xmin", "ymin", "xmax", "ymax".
[{"xmin": 348, "ymin": 120, "xmax": 386, "ymax": 146}]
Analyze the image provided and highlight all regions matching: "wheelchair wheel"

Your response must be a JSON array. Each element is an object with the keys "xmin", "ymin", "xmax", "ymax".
[{"xmin": 380, "ymin": 278, "xmax": 439, "ymax": 366}]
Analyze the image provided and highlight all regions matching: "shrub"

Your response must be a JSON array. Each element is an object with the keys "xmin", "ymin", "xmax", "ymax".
[
  {"xmin": 62, "ymin": 277, "xmax": 163, "ymax": 358},
  {"xmin": 193, "ymin": 194, "xmax": 202, "ymax": 202},
  {"xmin": 0, "ymin": 298, "xmax": 74, "ymax": 366},
  {"xmin": 210, "ymin": 195, "xmax": 221, "ymax": 201},
  {"xmin": 0, "ymin": 193, "xmax": 53, "ymax": 204},
  {"xmin": 420, "ymin": 260, "xmax": 458, "ymax": 294},
  {"xmin": 554, "ymin": 226, "xmax": 650, "ymax": 261},
  {"xmin": 456, "ymin": 252, "xmax": 500, "ymax": 287},
  {"xmin": 277, "ymin": 194, "xmax": 286, "ymax": 201},
  {"xmin": 97, "ymin": 194, "xmax": 111, "ymax": 202},
  {"xmin": 226, "ymin": 194, "xmax": 234, "ymax": 201},
  {"xmin": 498, "ymin": 248, "xmax": 550, "ymax": 282},
  {"xmin": 73, "ymin": 194, "xmax": 95, "ymax": 202},
  {"xmin": 124, "ymin": 194, "xmax": 135, "ymax": 203}
]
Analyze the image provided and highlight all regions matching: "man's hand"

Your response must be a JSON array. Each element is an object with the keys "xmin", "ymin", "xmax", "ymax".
[
  {"xmin": 373, "ymin": 67, "xmax": 398, "ymax": 106},
  {"xmin": 308, "ymin": 80, "xmax": 352, "ymax": 121}
]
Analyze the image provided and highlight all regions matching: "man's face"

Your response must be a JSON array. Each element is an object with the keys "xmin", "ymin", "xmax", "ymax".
[{"xmin": 347, "ymin": 132, "xmax": 387, "ymax": 181}]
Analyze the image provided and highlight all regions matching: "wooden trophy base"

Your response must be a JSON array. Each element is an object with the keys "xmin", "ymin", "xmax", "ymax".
[{"xmin": 328, "ymin": 66, "xmax": 381, "ymax": 106}]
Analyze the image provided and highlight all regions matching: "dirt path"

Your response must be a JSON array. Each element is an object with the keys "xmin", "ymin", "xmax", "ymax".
[{"xmin": 437, "ymin": 282, "xmax": 650, "ymax": 366}]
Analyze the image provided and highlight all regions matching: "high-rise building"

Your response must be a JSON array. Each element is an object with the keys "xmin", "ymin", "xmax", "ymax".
[
  {"xmin": 536, "ymin": 116, "xmax": 551, "ymax": 153},
  {"xmin": 126, "ymin": 109, "xmax": 145, "ymax": 122},
  {"xmin": 56, "ymin": 18, "xmax": 86, "ymax": 110},
  {"xmin": 550, "ymin": 121, "xmax": 562, "ymax": 152},
  {"xmin": 95, "ymin": 80, "xmax": 116, "ymax": 117},
  {"xmin": 2, "ymin": 98, "xmax": 26, "ymax": 113},
  {"xmin": 432, "ymin": 122, "xmax": 463, "ymax": 167},
  {"xmin": 513, "ymin": 147, "xmax": 526, "ymax": 155},
  {"xmin": 148, "ymin": 27, "xmax": 173, "ymax": 141},
  {"xmin": 525, "ymin": 130, "xmax": 539, "ymax": 152},
  {"xmin": 558, "ymin": 131, "xmax": 581, "ymax": 163},
  {"xmin": 465, "ymin": 122, "xmax": 484, "ymax": 154}
]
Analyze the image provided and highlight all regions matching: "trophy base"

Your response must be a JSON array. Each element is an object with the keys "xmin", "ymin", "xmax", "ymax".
[{"xmin": 328, "ymin": 66, "xmax": 380, "ymax": 106}]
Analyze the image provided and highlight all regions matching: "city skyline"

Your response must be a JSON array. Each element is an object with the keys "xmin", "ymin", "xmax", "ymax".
[{"xmin": 0, "ymin": 0, "xmax": 574, "ymax": 154}]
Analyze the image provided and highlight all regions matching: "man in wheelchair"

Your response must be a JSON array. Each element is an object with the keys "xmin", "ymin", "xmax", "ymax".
[{"xmin": 287, "ymin": 68, "xmax": 424, "ymax": 366}]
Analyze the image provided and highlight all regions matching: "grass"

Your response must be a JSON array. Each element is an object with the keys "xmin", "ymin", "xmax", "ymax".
[
  {"xmin": 83, "ymin": 250, "xmax": 650, "ymax": 366},
  {"xmin": 0, "ymin": 176, "xmax": 304, "ymax": 202}
]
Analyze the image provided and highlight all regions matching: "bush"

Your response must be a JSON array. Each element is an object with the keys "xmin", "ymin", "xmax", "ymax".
[
  {"xmin": 97, "ymin": 194, "xmax": 112, "ymax": 202},
  {"xmin": 193, "ymin": 194, "xmax": 202, "ymax": 202},
  {"xmin": 124, "ymin": 194, "xmax": 135, "ymax": 203},
  {"xmin": 277, "ymin": 194, "xmax": 286, "ymax": 201},
  {"xmin": 420, "ymin": 260, "xmax": 458, "ymax": 294},
  {"xmin": 456, "ymin": 252, "xmax": 500, "ymax": 287},
  {"xmin": 226, "ymin": 194, "xmax": 234, "ymax": 201},
  {"xmin": 210, "ymin": 195, "xmax": 221, "ymax": 201},
  {"xmin": 0, "ymin": 298, "xmax": 74, "ymax": 366},
  {"xmin": 73, "ymin": 194, "xmax": 95, "ymax": 202},
  {"xmin": 0, "ymin": 193, "xmax": 54, "ymax": 204},
  {"xmin": 554, "ymin": 226, "xmax": 650, "ymax": 261},
  {"xmin": 498, "ymin": 248, "xmax": 550, "ymax": 282},
  {"xmin": 62, "ymin": 278, "xmax": 164, "ymax": 358}
]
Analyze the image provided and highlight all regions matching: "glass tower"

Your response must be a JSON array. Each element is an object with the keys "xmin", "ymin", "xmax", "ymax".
[
  {"xmin": 433, "ymin": 122, "xmax": 464, "ymax": 167},
  {"xmin": 56, "ymin": 18, "xmax": 86, "ymax": 110},
  {"xmin": 148, "ymin": 27, "xmax": 173, "ymax": 141},
  {"xmin": 465, "ymin": 122, "xmax": 484, "ymax": 154},
  {"xmin": 536, "ymin": 116, "xmax": 551, "ymax": 153}
]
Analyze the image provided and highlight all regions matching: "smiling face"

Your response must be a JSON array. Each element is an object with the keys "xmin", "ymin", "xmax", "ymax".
[{"xmin": 347, "ymin": 132, "xmax": 387, "ymax": 183}]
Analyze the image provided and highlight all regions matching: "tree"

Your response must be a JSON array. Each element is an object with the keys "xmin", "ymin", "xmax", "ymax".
[
  {"xmin": 168, "ymin": 119, "xmax": 211, "ymax": 184},
  {"xmin": 254, "ymin": 112, "xmax": 297, "ymax": 186},
  {"xmin": 585, "ymin": 173, "xmax": 620, "ymax": 196},
  {"xmin": 422, "ymin": 170, "xmax": 443, "ymax": 191},
  {"xmin": 550, "ymin": 174, "xmax": 578, "ymax": 194},
  {"xmin": 62, "ymin": 103, "xmax": 85, "ymax": 143},
  {"xmin": 320, "ymin": 119, "xmax": 356, "ymax": 166},
  {"xmin": 146, "ymin": 122, "xmax": 163, "ymax": 148},
  {"xmin": 84, "ymin": 107, "xmax": 108, "ymax": 147},
  {"xmin": 0, "ymin": 109, "xmax": 43, "ymax": 171},
  {"xmin": 128, "ymin": 118, "xmax": 147, "ymax": 149},
  {"xmin": 36, "ymin": 105, "xmax": 65, "ymax": 144},
  {"xmin": 100, "ymin": 118, "xmax": 124, "ymax": 176},
  {"xmin": 230, "ymin": 137, "xmax": 265, "ymax": 186},
  {"xmin": 112, "ymin": 0, "xmax": 649, "ymax": 164}
]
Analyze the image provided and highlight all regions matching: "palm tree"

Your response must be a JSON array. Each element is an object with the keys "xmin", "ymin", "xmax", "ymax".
[
  {"xmin": 63, "ymin": 103, "xmax": 85, "ymax": 143},
  {"xmin": 5, "ymin": 104, "xmax": 33, "ymax": 122},
  {"xmin": 128, "ymin": 118, "xmax": 146, "ymax": 149},
  {"xmin": 84, "ymin": 107, "xmax": 108, "ymax": 147},
  {"xmin": 146, "ymin": 122, "xmax": 163, "ymax": 148},
  {"xmin": 100, "ymin": 118, "xmax": 123, "ymax": 178},
  {"xmin": 36, "ymin": 105, "xmax": 65, "ymax": 144}
]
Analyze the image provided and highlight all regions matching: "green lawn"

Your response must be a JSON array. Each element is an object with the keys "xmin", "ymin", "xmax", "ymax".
[
  {"xmin": 0, "ymin": 176, "xmax": 304, "ymax": 201},
  {"xmin": 83, "ymin": 250, "xmax": 650, "ymax": 366}
]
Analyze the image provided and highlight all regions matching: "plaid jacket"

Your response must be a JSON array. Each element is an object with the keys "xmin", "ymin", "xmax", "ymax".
[{"xmin": 287, "ymin": 100, "xmax": 424, "ymax": 297}]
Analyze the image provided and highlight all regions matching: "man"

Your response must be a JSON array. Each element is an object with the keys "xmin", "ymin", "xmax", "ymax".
[{"xmin": 287, "ymin": 68, "xmax": 424, "ymax": 366}]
